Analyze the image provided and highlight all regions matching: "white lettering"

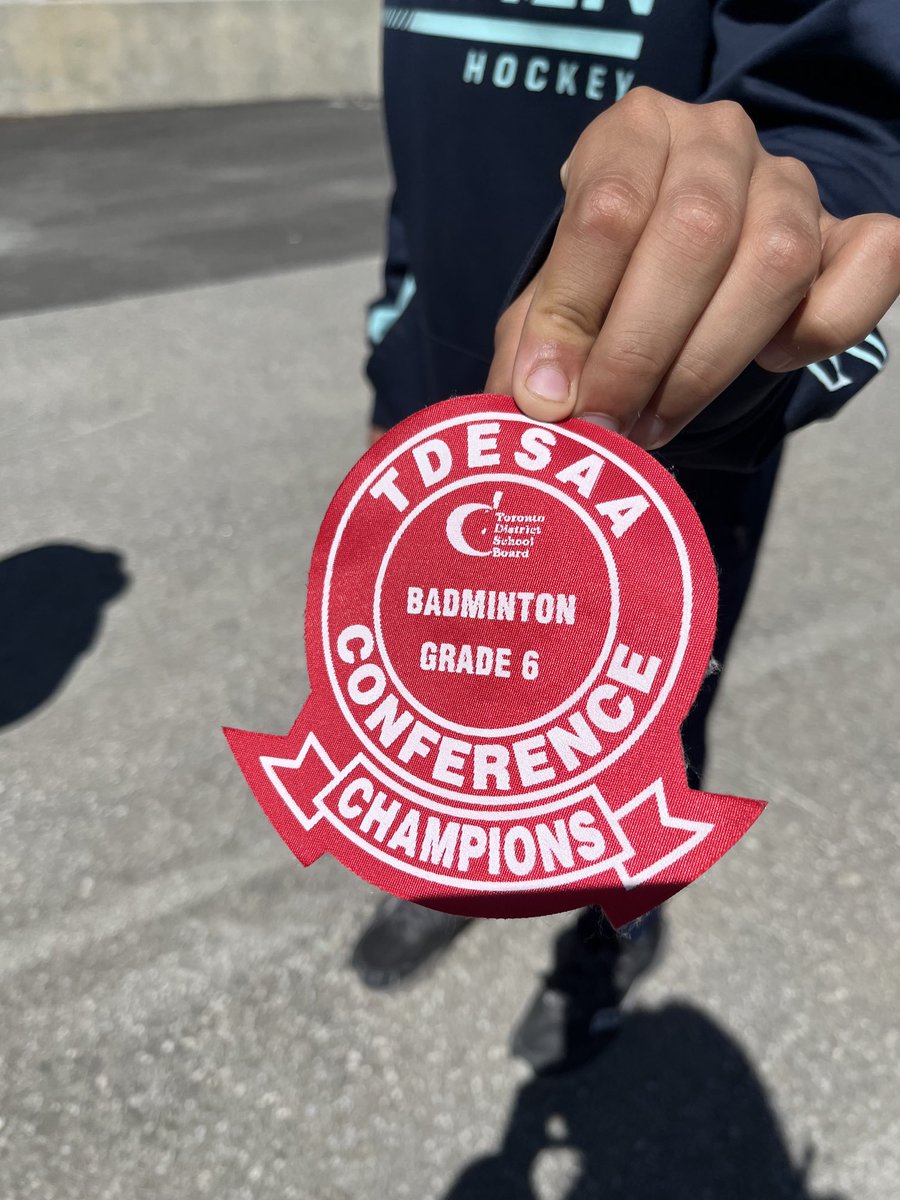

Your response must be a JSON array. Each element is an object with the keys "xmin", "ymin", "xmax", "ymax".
[
  {"xmin": 556, "ymin": 594, "xmax": 576, "ymax": 624},
  {"xmin": 462, "ymin": 48, "xmax": 488, "ymax": 85},
  {"xmin": 534, "ymin": 593, "xmax": 555, "ymax": 624},
  {"xmin": 462, "ymin": 589, "xmax": 486, "ymax": 619},
  {"xmin": 424, "ymin": 587, "xmax": 441, "ymax": 616},
  {"xmin": 369, "ymin": 466, "xmax": 408, "ymax": 512},
  {"xmin": 386, "ymin": 808, "xmax": 420, "ymax": 857},
  {"xmin": 364, "ymin": 693, "xmax": 415, "ymax": 747},
  {"xmin": 337, "ymin": 624, "xmax": 373, "ymax": 664},
  {"xmin": 398, "ymin": 720, "xmax": 441, "ymax": 763},
  {"xmin": 806, "ymin": 356, "xmax": 854, "ymax": 392},
  {"xmin": 434, "ymin": 736, "xmax": 473, "ymax": 787},
  {"xmin": 586, "ymin": 62, "xmax": 607, "ymax": 100},
  {"xmin": 607, "ymin": 642, "xmax": 661, "ymax": 693},
  {"xmin": 493, "ymin": 53, "xmax": 518, "ymax": 88},
  {"xmin": 556, "ymin": 453, "xmax": 605, "ymax": 498},
  {"xmin": 420, "ymin": 817, "xmax": 460, "ymax": 868},
  {"xmin": 338, "ymin": 778, "xmax": 370, "ymax": 820},
  {"xmin": 514, "ymin": 734, "xmax": 555, "ymax": 786},
  {"xmin": 556, "ymin": 60, "xmax": 579, "ymax": 96},
  {"xmin": 467, "ymin": 422, "xmax": 502, "ymax": 467},
  {"xmin": 514, "ymin": 425, "xmax": 556, "ymax": 471},
  {"xmin": 455, "ymin": 643, "xmax": 474, "ymax": 673},
  {"xmin": 359, "ymin": 790, "xmax": 401, "ymax": 843},
  {"xmin": 347, "ymin": 663, "xmax": 386, "ymax": 705},
  {"xmin": 546, "ymin": 712, "xmax": 603, "ymax": 770},
  {"xmin": 615, "ymin": 68, "xmax": 635, "ymax": 99},
  {"xmin": 412, "ymin": 438, "xmax": 453, "ymax": 487},
  {"xmin": 537, "ymin": 819, "xmax": 575, "ymax": 872},
  {"xmin": 569, "ymin": 810, "xmax": 606, "ymax": 861},
  {"xmin": 595, "ymin": 494, "xmax": 649, "ymax": 537},
  {"xmin": 505, "ymin": 826, "xmax": 537, "ymax": 875},
  {"xmin": 473, "ymin": 745, "xmax": 511, "ymax": 791},
  {"xmin": 489, "ymin": 826, "xmax": 502, "ymax": 874},
  {"xmin": 524, "ymin": 55, "xmax": 550, "ymax": 92},
  {"xmin": 587, "ymin": 683, "xmax": 635, "ymax": 733},
  {"xmin": 404, "ymin": 588, "xmax": 575, "ymax": 624},
  {"xmin": 457, "ymin": 824, "xmax": 488, "ymax": 872}
]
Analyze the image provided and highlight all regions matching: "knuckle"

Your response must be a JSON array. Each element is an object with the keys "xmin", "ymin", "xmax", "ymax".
[
  {"xmin": 537, "ymin": 295, "xmax": 601, "ymax": 344},
  {"xmin": 704, "ymin": 99, "xmax": 755, "ymax": 138},
  {"xmin": 569, "ymin": 176, "xmax": 650, "ymax": 246},
  {"xmin": 752, "ymin": 217, "xmax": 820, "ymax": 286},
  {"xmin": 606, "ymin": 86, "xmax": 673, "ymax": 133},
  {"xmin": 801, "ymin": 309, "xmax": 851, "ymax": 359},
  {"xmin": 870, "ymin": 214, "xmax": 900, "ymax": 270},
  {"xmin": 663, "ymin": 187, "xmax": 739, "ymax": 252},
  {"xmin": 671, "ymin": 352, "xmax": 723, "ymax": 400},
  {"xmin": 771, "ymin": 154, "xmax": 818, "ymax": 194},
  {"xmin": 601, "ymin": 336, "xmax": 668, "ymax": 384},
  {"xmin": 619, "ymin": 85, "xmax": 664, "ymax": 112}
]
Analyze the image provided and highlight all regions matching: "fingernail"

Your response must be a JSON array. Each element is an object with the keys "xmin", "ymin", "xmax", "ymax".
[
  {"xmin": 756, "ymin": 343, "xmax": 796, "ymax": 373},
  {"xmin": 635, "ymin": 415, "xmax": 667, "ymax": 450},
  {"xmin": 581, "ymin": 413, "xmax": 621, "ymax": 434},
  {"xmin": 525, "ymin": 364, "xmax": 570, "ymax": 406}
]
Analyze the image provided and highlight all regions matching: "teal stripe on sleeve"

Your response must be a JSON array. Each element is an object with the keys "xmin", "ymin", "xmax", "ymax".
[
  {"xmin": 368, "ymin": 274, "xmax": 418, "ymax": 347},
  {"xmin": 383, "ymin": 8, "xmax": 643, "ymax": 60}
]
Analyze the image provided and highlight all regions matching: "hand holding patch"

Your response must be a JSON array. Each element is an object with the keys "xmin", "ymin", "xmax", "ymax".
[{"xmin": 225, "ymin": 395, "xmax": 764, "ymax": 928}]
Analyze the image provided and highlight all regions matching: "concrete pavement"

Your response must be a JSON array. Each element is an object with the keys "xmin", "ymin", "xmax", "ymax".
[
  {"xmin": 0, "ymin": 103, "xmax": 898, "ymax": 1200},
  {"xmin": 0, "ymin": 101, "xmax": 388, "ymax": 316}
]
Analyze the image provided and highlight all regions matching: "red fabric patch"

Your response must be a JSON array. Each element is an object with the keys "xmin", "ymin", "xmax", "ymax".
[{"xmin": 224, "ymin": 395, "xmax": 765, "ymax": 927}]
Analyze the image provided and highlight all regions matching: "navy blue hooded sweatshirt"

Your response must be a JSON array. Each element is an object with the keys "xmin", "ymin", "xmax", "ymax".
[{"xmin": 367, "ymin": 0, "xmax": 899, "ymax": 471}]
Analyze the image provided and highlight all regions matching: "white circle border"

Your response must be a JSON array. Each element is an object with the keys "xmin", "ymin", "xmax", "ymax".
[
  {"xmin": 371, "ymin": 474, "xmax": 620, "ymax": 738},
  {"xmin": 321, "ymin": 410, "xmax": 693, "ymax": 807}
]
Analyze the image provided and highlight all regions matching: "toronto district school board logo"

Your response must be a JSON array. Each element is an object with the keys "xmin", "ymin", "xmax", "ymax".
[{"xmin": 225, "ymin": 395, "xmax": 764, "ymax": 927}]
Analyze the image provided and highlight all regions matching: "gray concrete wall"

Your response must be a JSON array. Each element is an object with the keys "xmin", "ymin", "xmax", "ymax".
[{"xmin": 0, "ymin": 0, "xmax": 381, "ymax": 116}]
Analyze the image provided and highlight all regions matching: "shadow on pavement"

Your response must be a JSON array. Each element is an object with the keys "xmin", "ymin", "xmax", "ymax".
[
  {"xmin": 0, "ymin": 542, "xmax": 129, "ymax": 729},
  {"xmin": 441, "ymin": 1002, "xmax": 844, "ymax": 1200},
  {"xmin": 0, "ymin": 101, "xmax": 389, "ymax": 318}
]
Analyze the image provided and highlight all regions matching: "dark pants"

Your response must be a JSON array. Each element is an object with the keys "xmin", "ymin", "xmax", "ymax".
[
  {"xmin": 677, "ymin": 448, "xmax": 784, "ymax": 789},
  {"xmin": 595, "ymin": 447, "xmax": 784, "ymax": 944}
]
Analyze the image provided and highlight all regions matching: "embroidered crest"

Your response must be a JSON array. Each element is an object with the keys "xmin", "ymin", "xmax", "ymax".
[{"xmin": 225, "ymin": 395, "xmax": 764, "ymax": 926}]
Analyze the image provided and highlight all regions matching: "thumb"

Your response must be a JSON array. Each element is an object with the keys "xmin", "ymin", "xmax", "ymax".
[{"xmin": 485, "ymin": 281, "xmax": 535, "ymax": 396}]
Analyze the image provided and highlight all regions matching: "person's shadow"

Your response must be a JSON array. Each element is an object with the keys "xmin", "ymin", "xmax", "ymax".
[
  {"xmin": 441, "ymin": 1003, "xmax": 844, "ymax": 1200},
  {"xmin": 0, "ymin": 543, "xmax": 129, "ymax": 729}
]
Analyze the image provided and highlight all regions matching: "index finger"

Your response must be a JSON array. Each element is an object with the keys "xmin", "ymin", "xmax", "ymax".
[{"xmin": 510, "ymin": 104, "xmax": 670, "ymax": 425}]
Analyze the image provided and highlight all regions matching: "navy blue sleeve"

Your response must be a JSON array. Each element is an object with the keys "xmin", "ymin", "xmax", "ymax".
[
  {"xmin": 699, "ymin": 0, "xmax": 900, "ymax": 220},
  {"xmin": 663, "ymin": 0, "xmax": 899, "ymax": 470}
]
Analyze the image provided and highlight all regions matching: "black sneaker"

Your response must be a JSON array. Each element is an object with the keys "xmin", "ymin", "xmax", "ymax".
[
  {"xmin": 351, "ymin": 896, "xmax": 472, "ymax": 989},
  {"xmin": 511, "ymin": 907, "xmax": 664, "ymax": 1075}
]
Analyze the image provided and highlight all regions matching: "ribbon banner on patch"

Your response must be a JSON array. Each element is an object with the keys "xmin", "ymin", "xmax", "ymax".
[{"xmin": 225, "ymin": 395, "xmax": 765, "ymax": 927}]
